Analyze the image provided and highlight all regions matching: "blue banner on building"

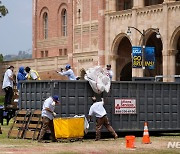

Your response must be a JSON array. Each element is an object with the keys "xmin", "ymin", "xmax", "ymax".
[
  {"xmin": 132, "ymin": 46, "xmax": 155, "ymax": 69},
  {"xmin": 145, "ymin": 47, "xmax": 155, "ymax": 69},
  {"xmin": 132, "ymin": 46, "xmax": 142, "ymax": 68}
]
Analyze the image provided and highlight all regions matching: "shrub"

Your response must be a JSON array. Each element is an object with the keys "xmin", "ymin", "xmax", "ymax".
[{"xmin": 0, "ymin": 95, "xmax": 4, "ymax": 105}]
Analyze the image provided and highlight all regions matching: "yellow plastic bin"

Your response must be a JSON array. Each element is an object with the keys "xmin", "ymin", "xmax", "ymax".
[{"xmin": 53, "ymin": 117, "xmax": 84, "ymax": 138}]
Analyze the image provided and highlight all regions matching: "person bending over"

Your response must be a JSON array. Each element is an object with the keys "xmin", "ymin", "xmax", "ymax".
[{"xmin": 88, "ymin": 96, "xmax": 118, "ymax": 141}]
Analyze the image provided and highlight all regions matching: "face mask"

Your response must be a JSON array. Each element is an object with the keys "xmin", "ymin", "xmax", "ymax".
[{"xmin": 52, "ymin": 101, "xmax": 55, "ymax": 106}]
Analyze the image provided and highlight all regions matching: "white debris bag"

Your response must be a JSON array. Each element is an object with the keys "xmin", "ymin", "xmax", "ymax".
[{"xmin": 84, "ymin": 66, "xmax": 111, "ymax": 94}]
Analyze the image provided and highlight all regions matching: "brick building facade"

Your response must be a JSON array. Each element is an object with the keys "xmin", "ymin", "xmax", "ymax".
[
  {"xmin": 33, "ymin": 0, "xmax": 180, "ymax": 81},
  {"xmin": 33, "ymin": 0, "xmax": 105, "ymax": 78}
]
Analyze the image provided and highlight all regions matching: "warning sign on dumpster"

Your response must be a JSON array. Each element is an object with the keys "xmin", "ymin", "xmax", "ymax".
[{"xmin": 115, "ymin": 98, "xmax": 136, "ymax": 114}]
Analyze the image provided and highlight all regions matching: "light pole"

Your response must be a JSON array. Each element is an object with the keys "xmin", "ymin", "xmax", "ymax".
[{"xmin": 127, "ymin": 27, "xmax": 160, "ymax": 77}]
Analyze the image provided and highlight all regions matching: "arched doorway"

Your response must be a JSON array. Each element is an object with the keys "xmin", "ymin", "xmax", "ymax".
[
  {"xmin": 120, "ymin": 62, "xmax": 132, "ymax": 81},
  {"xmin": 176, "ymin": 36, "xmax": 180, "ymax": 74},
  {"xmin": 115, "ymin": 36, "xmax": 132, "ymax": 81},
  {"xmin": 170, "ymin": 26, "xmax": 180, "ymax": 75},
  {"xmin": 145, "ymin": 32, "xmax": 163, "ymax": 77}
]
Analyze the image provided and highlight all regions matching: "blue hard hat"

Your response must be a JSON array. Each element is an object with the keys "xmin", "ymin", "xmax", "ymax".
[
  {"xmin": 52, "ymin": 95, "xmax": 60, "ymax": 103},
  {"xmin": 65, "ymin": 64, "xmax": 71, "ymax": 69}
]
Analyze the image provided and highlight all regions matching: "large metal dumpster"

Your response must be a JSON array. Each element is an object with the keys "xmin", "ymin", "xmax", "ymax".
[{"xmin": 19, "ymin": 80, "xmax": 180, "ymax": 132}]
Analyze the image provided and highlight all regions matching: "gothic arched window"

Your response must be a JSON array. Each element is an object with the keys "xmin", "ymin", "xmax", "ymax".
[
  {"xmin": 43, "ymin": 12, "xmax": 48, "ymax": 39},
  {"xmin": 62, "ymin": 9, "xmax": 67, "ymax": 36}
]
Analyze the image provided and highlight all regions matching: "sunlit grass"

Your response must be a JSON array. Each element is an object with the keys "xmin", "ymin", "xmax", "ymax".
[
  {"xmin": 1, "ymin": 117, "xmax": 180, "ymax": 153},
  {"xmin": 0, "ymin": 95, "xmax": 4, "ymax": 106}
]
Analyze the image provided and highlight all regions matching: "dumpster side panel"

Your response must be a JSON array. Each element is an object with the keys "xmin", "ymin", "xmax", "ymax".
[{"xmin": 19, "ymin": 81, "xmax": 180, "ymax": 132}]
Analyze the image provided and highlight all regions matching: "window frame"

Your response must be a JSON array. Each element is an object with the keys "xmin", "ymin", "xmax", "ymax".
[
  {"xmin": 43, "ymin": 12, "xmax": 48, "ymax": 39},
  {"xmin": 61, "ymin": 9, "xmax": 67, "ymax": 36}
]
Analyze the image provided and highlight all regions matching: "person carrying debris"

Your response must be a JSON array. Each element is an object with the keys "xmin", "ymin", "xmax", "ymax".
[
  {"xmin": 2, "ymin": 66, "xmax": 14, "ymax": 108},
  {"xmin": 56, "ymin": 64, "xmax": 80, "ymax": 80},
  {"xmin": 25, "ymin": 66, "xmax": 41, "ymax": 80},
  {"xmin": 88, "ymin": 96, "xmax": 118, "ymax": 141},
  {"xmin": 38, "ymin": 95, "xmax": 60, "ymax": 142}
]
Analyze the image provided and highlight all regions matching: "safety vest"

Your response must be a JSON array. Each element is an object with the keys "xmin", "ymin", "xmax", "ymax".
[{"xmin": 28, "ymin": 70, "xmax": 41, "ymax": 80}]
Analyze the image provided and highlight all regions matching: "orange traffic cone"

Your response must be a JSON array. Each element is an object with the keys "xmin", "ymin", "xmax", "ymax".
[{"xmin": 142, "ymin": 122, "xmax": 151, "ymax": 144}]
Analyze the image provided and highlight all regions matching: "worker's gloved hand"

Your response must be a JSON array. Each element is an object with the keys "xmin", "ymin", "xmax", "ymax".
[
  {"xmin": 76, "ymin": 77, "xmax": 80, "ymax": 80},
  {"xmin": 101, "ymin": 98, "xmax": 104, "ymax": 102},
  {"xmin": 56, "ymin": 71, "xmax": 59, "ymax": 73},
  {"xmin": 25, "ymin": 74, "xmax": 28, "ymax": 78},
  {"xmin": 52, "ymin": 101, "xmax": 55, "ymax": 106},
  {"xmin": 60, "ymin": 68, "xmax": 63, "ymax": 71},
  {"xmin": 52, "ymin": 112, "xmax": 57, "ymax": 117}
]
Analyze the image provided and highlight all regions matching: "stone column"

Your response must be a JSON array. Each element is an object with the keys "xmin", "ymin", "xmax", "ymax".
[
  {"xmin": 163, "ymin": 53, "xmax": 169, "ymax": 82},
  {"xmin": 130, "ymin": 8, "xmax": 144, "ymax": 77},
  {"xmin": 133, "ymin": 0, "xmax": 144, "ymax": 8},
  {"xmin": 168, "ymin": 49, "xmax": 178, "ymax": 82},
  {"xmin": 34, "ymin": 59, "xmax": 38, "ymax": 71},
  {"xmin": 32, "ymin": 0, "xmax": 38, "ymax": 58},
  {"xmin": 105, "ymin": 7, "xmax": 110, "ymax": 66},
  {"xmin": 109, "ymin": 54, "xmax": 118, "ymax": 81},
  {"xmin": 162, "ymin": 3, "xmax": 169, "ymax": 82},
  {"xmin": 108, "ymin": 0, "xmax": 116, "ymax": 12},
  {"xmin": 98, "ymin": 0, "xmax": 105, "ymax": 66}
]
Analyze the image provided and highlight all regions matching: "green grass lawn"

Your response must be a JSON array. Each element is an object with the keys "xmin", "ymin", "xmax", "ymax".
[
  {"xmin": 1, "ymin": 109, "xmax": 180, "ymax": 153},
  {"xmin": 1, "ymin": 121, "xmax": 180, "ymax": 153},
  {"xmin": 0, "ymin": 119, "xmax": 12, "ymax": 139},
  {"xmin": 0, "ymin": 95, "xmax": 4, "ymax": 106}
]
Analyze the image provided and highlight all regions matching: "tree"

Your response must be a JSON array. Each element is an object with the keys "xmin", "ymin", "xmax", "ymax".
[
  {"xmin": 0, "ymin": 54, "xmax": 3, "ymax": 62},
  {"xmin": 0, "ymin": 1, "xmax": 8, "ymax": 17}
]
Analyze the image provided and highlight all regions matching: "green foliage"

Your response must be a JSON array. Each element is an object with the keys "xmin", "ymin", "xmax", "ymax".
[
  {"xmin": 0, "ymin": 1, "xmax": 8, "ymax": 17},
  {"xmin": 0, "ymin": 95, "xmax": 4, "ymax": 105},
  {"xmin": 0, "ymin": 54, "xmax": 3, "ymax": 62}
]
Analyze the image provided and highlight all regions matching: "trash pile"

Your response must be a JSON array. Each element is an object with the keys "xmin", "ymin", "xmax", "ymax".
[{"xmin": 85, "ymin": 66, "xmax": 111, "ymax": 94}]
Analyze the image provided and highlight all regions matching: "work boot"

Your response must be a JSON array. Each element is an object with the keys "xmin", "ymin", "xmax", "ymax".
[
  {"xmin": 114, "ymin": 134, "xmax": 118, "ymax": 139},
  {"xmin": 38, "ymin": 140, "xmax": 50, "ymax": 143},
  {"xmin": 51, "ymin": 139, "xmax": 58, "ymax": 142},
  {"xmin": 38, "ymin": 139, "xmax": 43, "ymax": 143}
]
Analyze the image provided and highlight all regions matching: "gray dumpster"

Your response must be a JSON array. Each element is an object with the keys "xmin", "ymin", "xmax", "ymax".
[{"xmin": 19, "ymin": 80, "xmax": 180, "ymax": 132}]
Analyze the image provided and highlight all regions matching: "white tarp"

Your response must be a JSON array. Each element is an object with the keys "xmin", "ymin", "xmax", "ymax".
[{"xmin": 84, "ymin": 66, "xmax": 111, "ymax": 94}]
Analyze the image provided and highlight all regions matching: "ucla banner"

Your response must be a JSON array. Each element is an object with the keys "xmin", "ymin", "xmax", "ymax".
[
  {"xmin": 145, "ymin": 47, "xmax": 155, "ymax": 69},
  {"xmin": 132, "ymin": 46, "xmax": 142, "ymax": 68},
  {"xmin": 132, "ymin": 46, "xmax": 155, "ymax": 69}
]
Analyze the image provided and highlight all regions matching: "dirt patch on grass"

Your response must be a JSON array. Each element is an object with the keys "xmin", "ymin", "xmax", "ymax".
[
  {"xmin": 0, "ymin": 137, "xmax": 180, "ymax": 154},
  {"xmin": 1, "ymin": 122, "xmax": 180, "ymax": 154}
]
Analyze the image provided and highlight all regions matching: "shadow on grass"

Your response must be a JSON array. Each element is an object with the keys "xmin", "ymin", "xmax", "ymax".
[{"xmin": 84, "ymin": 131, "xmax": 180, "ymax": 140}]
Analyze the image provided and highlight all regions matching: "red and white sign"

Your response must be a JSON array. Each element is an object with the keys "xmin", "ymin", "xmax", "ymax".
[{"xmin": 115, "ymin": 98, "xmax": 136, "ymax": 114}]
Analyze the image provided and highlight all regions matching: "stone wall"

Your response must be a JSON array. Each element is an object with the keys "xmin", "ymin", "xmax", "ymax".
[{"xmin": 0, "ymin": 56, "xmax": 69, "ymax": 95}]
